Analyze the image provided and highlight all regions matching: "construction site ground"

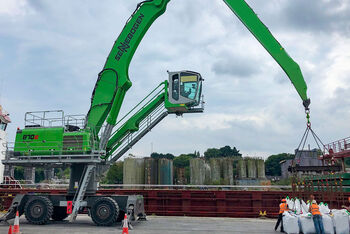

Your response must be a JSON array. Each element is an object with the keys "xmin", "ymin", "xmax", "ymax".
[{"xmin": 0, "ymin": 215, "xmax": 277, "ymax": 234}]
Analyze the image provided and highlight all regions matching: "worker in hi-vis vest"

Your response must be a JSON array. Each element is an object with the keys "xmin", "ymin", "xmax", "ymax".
[
  {"xmin": 275, "ymin": 198, "xmax": 289, "ymax": 232},
  {"xmin": 309, "ymin": 200, "xmax": 325, "ymax": 234}
]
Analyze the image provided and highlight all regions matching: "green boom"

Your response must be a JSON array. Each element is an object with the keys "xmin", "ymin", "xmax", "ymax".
[
  {"xmin": 223, "ymin": 0, "xmax": 309, "ymax": 102},
  {"xmin": 85, "ymin": 0, "xmax": 309, "ymax": 138},
  {"xmin": 85, "ymin": 0, "xmax": 171, "ymax": 135}
]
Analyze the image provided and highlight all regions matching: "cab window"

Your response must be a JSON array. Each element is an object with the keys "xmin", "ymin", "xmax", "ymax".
[
  {"xmin": 172, "ymin": 74, "xmax": 179, "ymax": 101},
  {"xmin": 180, "ymin": 73, "xmax": 198, "ymax": 100}
]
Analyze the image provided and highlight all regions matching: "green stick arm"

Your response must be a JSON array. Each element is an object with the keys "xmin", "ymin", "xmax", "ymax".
[
  {"xmin": 85, "ymin": 0, "xmax": 171, "ymax": 134},
  {"xmin": 223, "ymin": 0, "xmax": 310, "ymax": 109}
]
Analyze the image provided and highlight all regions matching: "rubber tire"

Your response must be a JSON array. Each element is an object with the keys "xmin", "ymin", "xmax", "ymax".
[
  {"xmin": 90, "ymin": 197, "xmax": 119, "ymax": 226},
  {"xmin": 24, "ymin": 196, "xmax": 53, "ymax": 225},
  {"xmin": 51, "ymin": 207, "xmax": 68, "ymax": 221}
]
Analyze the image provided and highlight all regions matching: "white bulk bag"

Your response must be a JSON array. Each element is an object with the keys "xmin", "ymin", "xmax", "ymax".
[
  {"xmin": 298, "ymin": 215, "xmax": 316, "ymax": 234},
  {"xmin": 323, "ymin": 203, "xmax": 330, "ymax": 214},
  {"xmin": 286, "ymin": 198, "xmax": 295, "ymax": 211},
  {"xmin": 301, "ymin": 200, "xmax": 309, "ymax": 215},
  {"xmin": 332, "ymin": 210, "xmax": 349, "ymax": 234},
  {"xmin": 322, "ymin": 214, "xmax": 334, "ymax": 234},
  {"xmin": 282, "ymin": 212, "xmax": 299, "ymax": 234},
  {"xmin": 294, "ymin": 199, "xmax": 301, "ymax": 215},
  {"xmin": 319, "ymin": 202, "xmax": 330, "ymax": 214}
]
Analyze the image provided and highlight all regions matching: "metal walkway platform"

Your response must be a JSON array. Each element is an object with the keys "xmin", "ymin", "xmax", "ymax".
[{"xmin": 2, "ymin": 153, "xmax": 103, "ymax": 167}]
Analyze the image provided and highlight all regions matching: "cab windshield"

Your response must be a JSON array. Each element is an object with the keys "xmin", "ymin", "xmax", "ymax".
[{"xmin": 180, "ymin": 72, "xmax": 199, "ymax": 101}]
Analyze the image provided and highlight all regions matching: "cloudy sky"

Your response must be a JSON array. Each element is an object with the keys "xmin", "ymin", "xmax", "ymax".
[{"xmin": 0, "ymin": 0, "xmax": 349, "ymax": 159}]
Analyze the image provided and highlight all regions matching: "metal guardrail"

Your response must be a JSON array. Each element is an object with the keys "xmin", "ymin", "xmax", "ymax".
[
  {"xmin": 25, "ymin": 110, "xmax": 65, "ymax": 127},
  {"xmin": 324, "ymin": 136, "xmax": 350, "ymax": 154}
]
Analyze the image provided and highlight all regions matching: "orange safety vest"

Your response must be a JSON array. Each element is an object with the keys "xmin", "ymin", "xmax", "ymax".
[
  {"xmin": 279, "ymin": 203, "xmax": 288, "ymax": 214},
  {"xmin": 310, "ymin": 204, "xmax": 321, "ymax": 215}
]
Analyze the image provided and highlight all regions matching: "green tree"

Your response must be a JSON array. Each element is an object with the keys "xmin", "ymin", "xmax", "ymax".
[
  {"xmin": 265, "ymin": 153, "xmax": 294, "ymax": 176},
  {"xmin": 231, "ymin": 147, "xmax": 242, "ymax": 157},
  {"xmin": 173, "ymin": 154, "xmax": 192, "ymax": 168},
  {"xmin": 204, "ymin": 146, "xmax": 242, "ymax": 158},
  {"xmin": 204, "ymin": 148, "xmax": 221, "ymax": 158},
  {"xmin": 219, "ymin": 146, "xmax": 232, "ymax": 157},
  {"xmin": 35, "ymin": 168, "xmax": 45, "ymax": 183},
  {"xmin": 56, "ymin": 167, "xmax": 70, "ymax": 179},
  {"xmin": 195, "ymin": 151, "xmax": 200, "ymax": 157},
  {"xmin": 151, "ymin": 152, "xmax": 174, "ymax": 160},
  {"xmin": 14, "ymin": 166, "xmax": 24, "ymax": 180},
  {"xmin": 104, "ymin": 162, "xmax": 124, "ymax": 184}
]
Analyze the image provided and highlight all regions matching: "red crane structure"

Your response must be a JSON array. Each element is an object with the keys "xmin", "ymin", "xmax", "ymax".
[{"xmin": 321, "ymin": 136, "xmax": 350, "ymax": 171}]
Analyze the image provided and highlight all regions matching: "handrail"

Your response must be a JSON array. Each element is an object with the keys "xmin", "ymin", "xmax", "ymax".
[{"xmin": 111, "ymin": 82, "xmax": 165, "ymax": 136}]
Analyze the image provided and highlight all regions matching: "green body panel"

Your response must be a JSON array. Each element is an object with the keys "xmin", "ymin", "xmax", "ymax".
[
  {"xmin": 223, "ymin": 0, "xmax": 308, "ymax": 102},
  {"xmin": 85, "ymin": 0, "xmax": 171, "ymax": 134},
  {"xmin": 14, "ymin": 128, "xmax": 91, "ymax": 156},
  {"xmin": 14, "ymin": 127, "xmax": 64, "ymax": 156}
]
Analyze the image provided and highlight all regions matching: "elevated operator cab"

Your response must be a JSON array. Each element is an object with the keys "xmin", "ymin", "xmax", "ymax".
[{"xmin": 167, "ymin": 70, "xmax": 204, "ymax": 114}]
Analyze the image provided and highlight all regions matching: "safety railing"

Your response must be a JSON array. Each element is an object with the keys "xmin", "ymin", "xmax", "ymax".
[
  {"xmin": 324, "ymin": 136, "xmax": 350, "ymax": 156},
  {"xmin": 106, "ymin": 82, "xmax": 167, "ymax": 162},
  {"xmin": 108, "ymin": 104, "xmax": 167, "ymax": 163},
  {"xmin": 111, "ymin": 82, "xmax": 165, "ymax": 134},
  {"xmin": 64, "ymin": 115, "xmax": 86, "ymax": 129},
  {"xmin": 25, "ymin": 110, "xmax": 65, "ymax": 128},
  {"xmin": 24, "ymin": 110, "xmax": 88, "ymax": 130}
]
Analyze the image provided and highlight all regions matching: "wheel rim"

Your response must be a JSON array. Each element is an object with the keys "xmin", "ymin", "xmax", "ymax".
[
  {"xmin": 31, "ymin": 202, "xmax": 44, "ymax": 218},
  {"xmin": 97, "ymin": 204, "xmax": 111, "ymax": 219}
]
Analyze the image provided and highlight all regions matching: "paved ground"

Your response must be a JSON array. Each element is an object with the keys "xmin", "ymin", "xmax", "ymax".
[{"xmin": 0, "ymin": 215, "xmax": 278, "ymax": 234}]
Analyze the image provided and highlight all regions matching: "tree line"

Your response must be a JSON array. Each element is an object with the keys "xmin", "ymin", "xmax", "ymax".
[{"xmin": 12, "ymin": 146, "xmax": 306, "ymax": 183}]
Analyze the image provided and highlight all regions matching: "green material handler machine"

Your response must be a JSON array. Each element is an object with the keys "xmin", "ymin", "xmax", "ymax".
[{"xmin": 2, "ymin": 0, "xmax": 310, "ymax": 227}]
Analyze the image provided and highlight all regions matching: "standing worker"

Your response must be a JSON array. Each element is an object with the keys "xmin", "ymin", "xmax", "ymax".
[
  {"xmin": 275, "ymin": 198, "xmax": 289, "ymax": 232},
  {"xmin": 309, "ymin": 200, "xmax": 325, "ymax": 234}
]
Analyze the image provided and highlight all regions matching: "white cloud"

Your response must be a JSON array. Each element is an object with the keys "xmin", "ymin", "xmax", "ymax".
[
  {"xmin": 0, "ymin": 0, "xmax": 32, "ymax": 17},
  {"xmin": 1, "ymin": 0, "xmax": 349, "ymax": 159}
]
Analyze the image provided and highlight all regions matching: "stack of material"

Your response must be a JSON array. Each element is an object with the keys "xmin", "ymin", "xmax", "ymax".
[{"xmin": 282, "ymin": 197, "xmax": 350, "ymax": 234}]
